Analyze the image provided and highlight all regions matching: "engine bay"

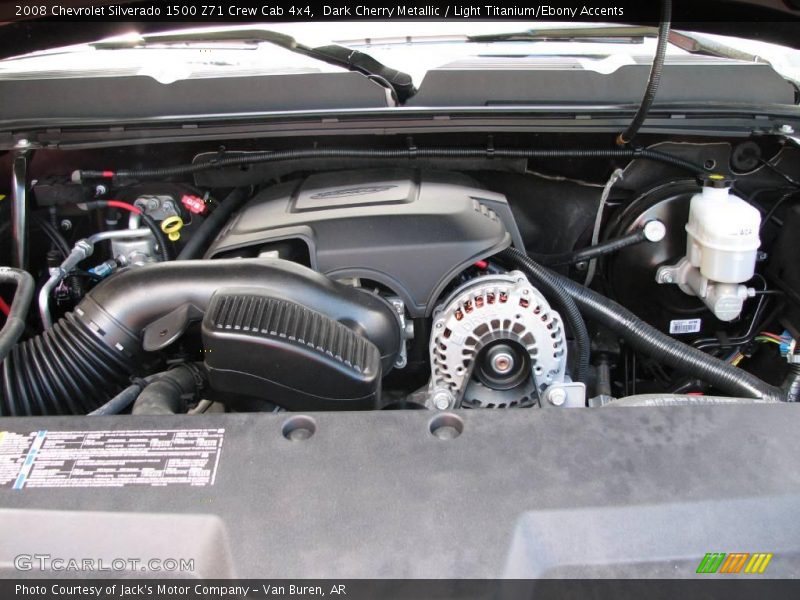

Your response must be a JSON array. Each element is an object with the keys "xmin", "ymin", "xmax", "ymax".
[{"xmin": 2, "ymin": 134, "xmax": 800, "ymax": 418}]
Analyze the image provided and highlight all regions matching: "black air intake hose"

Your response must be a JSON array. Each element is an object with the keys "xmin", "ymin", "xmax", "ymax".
[
  {"xmin": 501, "ymin": 248, "xmax": 785, "ymax": 402},
  {"xmin": 1, "ymin": 259, "xmax": 401, "ymax": 416},
  {"xmin": 2, "ymin": 312, "xmax": 136, "ymax": 415}
]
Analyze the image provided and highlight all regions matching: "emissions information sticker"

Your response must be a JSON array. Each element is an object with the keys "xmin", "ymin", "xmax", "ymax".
[{"xmin": 0, "ymin": 429, "xmax": 223, "ymax": 490}]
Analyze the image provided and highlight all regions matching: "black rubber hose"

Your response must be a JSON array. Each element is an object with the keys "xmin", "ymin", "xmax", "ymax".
[
  {"xmin": 0, "ymin": 267, "xmax": 35, "ymax": 363},
  {"xmin": 498, "ymin": 248, "xmax": 590, "ymax": 383},
  {"xmin": 88, "ymin": 383, "xmax": 142, "ymax": 416},
  {"xmin": 177, "ymin": 188, "xmax": 249, "ymax": 259},
  {"xmin": 502, "ymin": 250, "xmax": 785, "ymax": 401},
  {"xmin": 88, "ymin": 372, "xmax": 165, "ymax": 415},
  {"xmin": 617, "ymin": 0, "xmax": 672, "ymax": 145},
  {"xmin": 132, "ymin": 364, "xmax": 203, "ymax": 415},
  {"xmin": 75, "ymin": 146, "xmax": 707, "ymax": 180},
  {"xmin": 535, "ymin": 230, "xmax": 647, "ymax": 267}
]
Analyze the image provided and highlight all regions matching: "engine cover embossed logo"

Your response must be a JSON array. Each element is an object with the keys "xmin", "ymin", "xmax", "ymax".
[{"xmin": 309, "ymin": 185, "xmax": 398, "ymax": 199}]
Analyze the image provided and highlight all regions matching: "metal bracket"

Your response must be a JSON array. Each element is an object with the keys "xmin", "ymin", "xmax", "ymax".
[
  {"xmin": 11, "ymin": 149, "xmax": 31, "ymax": 270},
  {"xmin": 543, "ymin": 382, "xmax": 587, "ymax": 408},
  {"xmin": 387, "ymin": 296, "xmax": 413, "ymax": 370},
  {"xmin": 142, "ymin": 304, "xmax": 204, "ymax": 352}
]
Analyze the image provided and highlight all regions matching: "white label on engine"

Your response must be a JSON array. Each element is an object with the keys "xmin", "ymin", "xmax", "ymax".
[
  {"xmin": 0, "ymin": 428, "xmax": 224, "ymax": 490},
  {"xmin": 669, "ymin": 318, "xmax": 702, "ymax": 335}
]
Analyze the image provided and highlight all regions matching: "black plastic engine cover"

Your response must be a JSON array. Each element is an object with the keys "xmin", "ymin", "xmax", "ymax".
[
  {"xmin": 202, "ymin": 292, "xmax": 382, "ymax": 410},
  {"xmin": 204, "ymin": 169, "xmax": 514, "ymax": 317}
]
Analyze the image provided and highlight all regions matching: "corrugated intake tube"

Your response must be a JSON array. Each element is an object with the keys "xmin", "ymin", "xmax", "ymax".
[{"xmin": 2, "ymin": 311, "xmax": 136, "ymax": 416}]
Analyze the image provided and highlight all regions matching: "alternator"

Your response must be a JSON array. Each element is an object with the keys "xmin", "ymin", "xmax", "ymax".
[{"xmin": 427, "ymin": 271, "xmax": 570, "ymax": 409}]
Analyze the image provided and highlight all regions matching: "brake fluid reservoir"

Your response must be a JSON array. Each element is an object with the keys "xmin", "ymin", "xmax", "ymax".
[{"xmin": 685, "ymin": 174, "xmax": 761, "ymax": 283}]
